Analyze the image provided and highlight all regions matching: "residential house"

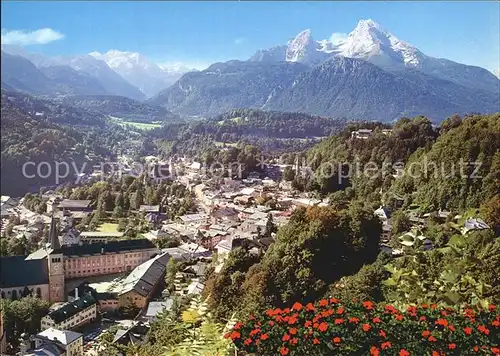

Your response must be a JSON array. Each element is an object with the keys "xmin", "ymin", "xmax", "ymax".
[
  {"xmin": 351, "ymin": 129, "xmax": 373, "ymax": 139},
  {"xmin": 57, "ymin": 200, "xmax": 92, "ymax": 213}
]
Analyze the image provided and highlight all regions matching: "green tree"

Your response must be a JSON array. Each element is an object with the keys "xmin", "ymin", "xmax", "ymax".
[
  {"xmin": 1, "ymin": 297, "xmax": 50, "ymax": 349},
  {"xmin": 282, "ymin": 166, "xmax": 296, "ymax": 182},
  {"xmin": 392, "ymin": 210, "xmax": 411, "ymax": 235},
  {"xmin": 165, "ymin": 258, "xmax": 179, "ymax": 295}
]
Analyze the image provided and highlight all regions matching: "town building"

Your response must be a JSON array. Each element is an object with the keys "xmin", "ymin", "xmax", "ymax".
[
  {"xmin": 1, "ymin": 216, "xmax": 159, "ymax": 304},
  {"xmin": 57, "ymin": 200, "xmax": 92, "ymax": 213},
  {"xmin": 89, "ymin": 252, "xmax": 172, "ymax": 311},
  {"xmin": 351, "ymin": 129, "xmax": 373, "ymax": 139},
  {"xmin": 32, "ymin": 328, "xmax": 84, "ymax": 356},
  {"xmin": 41, "ymin": 293, "xmax": 97, "ymax": 331}
]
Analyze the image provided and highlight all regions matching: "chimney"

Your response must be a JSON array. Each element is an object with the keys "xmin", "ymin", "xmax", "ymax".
[{"xmin": 74, "ymin": 287, "xmax": 79, "ymax": 300}]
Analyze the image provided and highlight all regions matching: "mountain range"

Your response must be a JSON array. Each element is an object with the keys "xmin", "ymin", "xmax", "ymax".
[
  {"xmin": 1, "ymin": 19, "xmax": 499, "ymax": 122},
  {"xmin": 1, "ymin": 45, "xmax": 194, "ymax": 99},
  {"xmin": 150, "ymin": 19, "xmax": 499, "ymax": 121}
]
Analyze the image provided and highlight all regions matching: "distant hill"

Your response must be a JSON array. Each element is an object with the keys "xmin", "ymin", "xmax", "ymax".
[{"xmin": 51, "ymin": 95, "xmax": 180, "ymax": 123}]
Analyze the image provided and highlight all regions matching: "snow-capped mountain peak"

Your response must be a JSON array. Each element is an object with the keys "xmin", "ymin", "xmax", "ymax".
[
  {"xmin": 286, "ymin": 29, "xmax": 327, "ymax": 63},
  {"xmin": 335, "ymin": 19, "xmax": 422, "ymax": 67},
  {"xmin": 89, "ymin": 50, "xmax": 159, "ymax": 73}
]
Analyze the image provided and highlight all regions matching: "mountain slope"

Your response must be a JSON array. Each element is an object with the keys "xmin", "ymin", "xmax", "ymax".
[
  {"xmin": 264, "ymin": 57, "xmax": 499, "ymax": 121},
  {"xmin": 1, "ymin": 52, "xmax": 57, "ymax": 94},
  {"xmin": 39, "ymin": 65, "xmax": 109, "ymax": 95},
  {"xmin": 148, "ymin": 60, "xmax": 309, "ymax": 116},
  {"xmin": 1, "ymin": 49, "xmax": 145, "ymax": 99},
  {"xmin": 89, "ymin": 50, "xmax": 190, "ymax": 97},
  {"xmin": 54, "ymin": 55, "xmax": 146, "ymax": 100}
]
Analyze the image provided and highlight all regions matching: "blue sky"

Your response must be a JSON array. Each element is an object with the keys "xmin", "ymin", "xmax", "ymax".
[{"xmin": 1, "ymin": 1, "xmax": 499, "ymax": 72}]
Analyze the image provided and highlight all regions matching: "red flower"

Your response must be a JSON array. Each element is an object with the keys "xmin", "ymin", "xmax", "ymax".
[
  {"xmin": 428, "ymin": 336, "xmax": 437, "ymax": 342},
  {"xmin": 448, "ymin": 344, "xmax": 456, "ymax": 350},
  {"xmin": 330, "ymin": 297, "xmax": 340, "ymax": 304},
  {"xmin": 332, "ymin": 336, "xmax": 341, "ymax": 344},
  {"xmin": 349, "ymin": 317, "xmax": 360, "ymax": 324},
  {"xmin": 492, "ymin": 319, "xmax": 500, "ymax": 327},
  {"xmin": 260, "ymin": 333, "xmax": 269, "ymax": 340},
  {"xmin": 473, "ymin": 346, "xmax": 479, "ymax": 352},
  {"xmin": 363, "ymin": 301, "xmax": 374, "ymax": 310},
  {"xmin": 422, "ymin": 330, "xmax": 430, "ymax": 338},
  {"xmin": 249, "ymin": 329, "xmax": 260, "ymax": 337},
  {"xmin": 280, "ymin": 347, "xmax": 290, "ymax": 355},
  {"xmin": 431, "ymin": 304, "xmax": 437, "ymax": 309},
  {"xmin": 234, "ymin": 322, "xmax": 243, "ymax": 330},
  {"xmin": 304, "ymin": 320, "xmax": 312, "ymax": 328},
  {"xmin": 407, "ymin": 306, "xmax": 417, "ymax": 316},
  {"xmin": 448, "ymin": 324, "xmax": 456, "ymax": 332},
  {"xmin": 379, "ymin": 330, "xmax": 387, "ymax": 338},
  {"xmin": 291, "ymin": 302, "xmax": 303, "ymax": 311},
  {"xmin": 464, "ymin": 309, "xmax": 475, "ymax": 318},
  {"xmin": 395, "ymin": 314, "xmax": 404, "ymax": 321},
  {"xmin": 282, "ymin": 334, "xmax": 291, "ymax": 342},
  {"xmin": 477, "ymin": 325, "xmax": 490, "ymax": 335},
  {"xmin": 491, "ymin": 347, "xmax": 500, "ymax": 354},
  {"xmin": 244, "ymin": 338, "xmax": 252, "ymax": 345},
  {"xmin": 421, "ymin": 303, "xmax": 429, "ymax": 309},
  {"xmin": 313, "ymin": 338, "xmax": 320, "ymax": 345},
  {"xmin": 230, "ymin": 331, "xmax": 241, "ymax": 339},
  {"xmin": 336, "ymin": 307, "xmax": 345, "ymax": 314},
  {"xmin": 289, "ymin": 328, "xmax": 297, "ymax": 335},
  {"xmin": 419, "ymin": 316, "xmax": 427, "ymax": 321},
  {"xmin": 435, "ymin": 318, "xmax": 449, "ymax": 327},
  {"xmin": 370, "ymin": 346, "xmax": 380, "ymax": 356},
  {"xmin": 399, "ymin": 349, "xmax": 410, "ymax": 356},
  {"xmin": 381, "ymin": 341, "xmax": 392, "ymax": 349},
  {"xmin": 306, "ymin": 303, "xmax": 316, "ymax": 312},
  {"xmin": 334, "ymin": 318, "xmax": 344, "ymax": 325},
  {"xmin": 362, "ymin": 323, "xmax": 372, "ymax": 332},
  {"xmin": 488, "ymin": 304, "xmax": 496, "ymax": 312},
  {"xmin": 318, "ymin": 322, "xmax": 328, "ymax": 332},
  {"xmin": 372, "ymin": 317, "xmax": 382, "ymax": 324},
  {"xmin": 288, "ymin": 316, "xmax": 298, "ymax": 325},
  {"xmin": 385, "ymin": 305, "xmax": 397, "ymax": 314},
  {"xmin": 269, "ymin": 320, "xmax": 275, "ymax": 326},
  {"xmin": 463, "ymin": 326, "xmax": 472, "ymax": 335},
  {"xmin": 432, "ymin": 352, "xmax": 440, "ymax": 356},
  {"xmin": 290, "ymin": 338, "xmax": 298, "ymax": 345},
  {"xmin": 319, "ymin": 299, "xmax": 329, "ymax": 307}
]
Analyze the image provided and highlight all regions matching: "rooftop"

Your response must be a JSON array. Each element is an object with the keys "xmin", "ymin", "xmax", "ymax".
[
  {"xmin": 57, "ymin": 238, "xmax": 156, "ymax": 257},
  {"xmin": 107, "ymin": 252, "xmax": 171, "ymax": 297},
  {"xmin": 58, "ymin": 200, "xmax": 92, "ymax": 209},
  {"xmin": 47, "ymin": 294, "xmax": 96, "ymax": 324},
  {"xmin": 0, "ymin": 255, "xmax": 48, "ymax": 288},
  {"xmin": 36, "ymin": 327, "xmax": 82, "ymax": 346}
]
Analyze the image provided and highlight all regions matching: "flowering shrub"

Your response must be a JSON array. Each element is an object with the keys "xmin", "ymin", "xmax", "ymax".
[{"xmin": 226, "ymin": 299, "xmax": 499, "ymax": 355}]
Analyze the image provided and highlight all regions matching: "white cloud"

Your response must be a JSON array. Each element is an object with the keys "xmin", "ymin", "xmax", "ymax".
[
  {"xmin": 329, "ymin": 32, "xmax": 348, "ymax": 45},
  {"xmin": 234, "ymin": 37, "xmax": 246, "ymax": 45},
  {"xmin": 1, "ymin": 28, "xmax": 64, "ymax": 46}
]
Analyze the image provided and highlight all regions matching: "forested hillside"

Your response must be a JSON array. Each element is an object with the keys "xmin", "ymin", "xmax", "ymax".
[{"xmin": 1, "ymin": 91, "xmax": 138, "ymax": 196}]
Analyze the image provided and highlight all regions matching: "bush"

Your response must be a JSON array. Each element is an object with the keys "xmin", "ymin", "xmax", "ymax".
[{"xmin": 226, "ymin": 298, "xmax": 499, "ymax": 355}]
